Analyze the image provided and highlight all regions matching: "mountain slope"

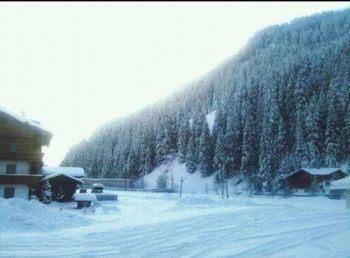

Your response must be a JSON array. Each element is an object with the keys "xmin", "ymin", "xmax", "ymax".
[{"xmin": 62, "ymin": 8, "xmax": 350, "ymax": 192}]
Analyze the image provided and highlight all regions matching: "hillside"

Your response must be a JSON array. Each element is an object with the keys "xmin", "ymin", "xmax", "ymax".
[{"xmin": 62, "ymin": 8, "xmax": 350, "ymax": 192}]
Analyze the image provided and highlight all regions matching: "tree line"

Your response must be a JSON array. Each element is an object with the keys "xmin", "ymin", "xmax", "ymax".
[{"xmin": 62, "ymin": 9, "xmax": 350, "ymax": 192}]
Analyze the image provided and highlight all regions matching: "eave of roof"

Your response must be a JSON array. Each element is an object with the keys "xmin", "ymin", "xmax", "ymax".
[
  {"xmin": 285, "ymin": 167, "xmax": 344, "ymax": 178},
  {"xmin": 41, "ymin": 173, "xmax": 84, "ymax": 184},
  {"xmin": 0, "ymin": 106, "xmax": 52, "ymax": 138}
]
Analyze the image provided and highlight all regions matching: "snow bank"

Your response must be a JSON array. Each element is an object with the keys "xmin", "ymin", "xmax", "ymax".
[
  {"xmin": 142, "ymin": 158, "xmax": 216, "ymax": 194},
  {"xmin": 73, "ymin": 193, "xmax": 97, "ymax": 201},
  {"xmin": 0, "ymin": 198, "xmax": 90, "ymax": 232}
]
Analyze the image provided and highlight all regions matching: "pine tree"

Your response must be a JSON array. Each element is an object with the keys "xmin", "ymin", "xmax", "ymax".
[
  {"xmin": 240, "ymin": 87, "xmax": 259, "ymax": 186},
  {"xmin": 198, "ymin": 116, "xmax": 214, "ymax": 176},
  {"xmin": 325, "ymin": 79, "xmax": 342, "ymax": 167},
  {"xmin": 305, "ymin": 95, "xmax": 321, "ymax": 167},
  {"xmin": 177, "ymin": 118, "xmax": 190, "ymax": 162}
]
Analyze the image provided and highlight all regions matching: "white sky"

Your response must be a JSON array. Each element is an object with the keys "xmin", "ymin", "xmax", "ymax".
[{"xmin": 0, "ymin": 2, "xmax": 348, "ymax": 166}]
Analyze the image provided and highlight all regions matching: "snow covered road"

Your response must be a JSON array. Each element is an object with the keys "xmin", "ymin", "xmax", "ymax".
[{"xmin": 1, "ymin": 192, "xmax": 349, "ymax": 257}]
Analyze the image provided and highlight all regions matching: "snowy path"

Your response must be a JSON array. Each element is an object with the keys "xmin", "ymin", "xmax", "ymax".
[{"xmin": 1, "ymin": 193, "xmax": 350, "ymax": 257}]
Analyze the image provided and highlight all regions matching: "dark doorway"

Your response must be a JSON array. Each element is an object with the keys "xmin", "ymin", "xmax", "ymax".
[{"xmin": 4, "ymin": 187, "xmax": 15, "ymax": 198}]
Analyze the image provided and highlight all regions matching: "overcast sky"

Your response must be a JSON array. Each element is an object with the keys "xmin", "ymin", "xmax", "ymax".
[{"xmin": 0, "ymin": 2, "xmax": 348, "ymax": 166}]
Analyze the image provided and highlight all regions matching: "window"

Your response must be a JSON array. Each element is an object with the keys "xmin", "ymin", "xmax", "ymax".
[
  {"xmin": 4, "ymin": 187, "xmax": 15, "ymax": 198},
  {"xmin": 31, "ymin": 162, "xmax": 38, "ymax": 174},
  {"xmin": 10, "ymin": 142, "xmax": 17, "ymax": 152},
  {"xmin": 6, "ymin": 164, "xmax": 16, "ymax": 174}
]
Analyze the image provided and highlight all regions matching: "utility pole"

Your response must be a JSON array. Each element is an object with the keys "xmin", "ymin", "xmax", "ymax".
[
  {"xmin": 221, "ymin": 171, "xmax": 224, "ymax": 199},
  {"xmin": 180, "ymin": 176, "xmax": 184, "ymax": 198},
  {"xmin": 226, "ymin": 178, "xmax": 229, "ymax": 199}
]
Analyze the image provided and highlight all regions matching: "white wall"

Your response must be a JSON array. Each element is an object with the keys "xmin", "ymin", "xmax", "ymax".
[
  {"xmin": 0, "ymin": 161, "xmax": 29, "ymax": 175},
  {"xmin": 0, "ymin": 184, "xmax": 29, "ymax": 199}
]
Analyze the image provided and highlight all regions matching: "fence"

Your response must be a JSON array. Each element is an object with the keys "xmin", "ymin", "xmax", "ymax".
[{"xmin": 82, "ymin": 178, "xmax": 134, "ymax": 189}]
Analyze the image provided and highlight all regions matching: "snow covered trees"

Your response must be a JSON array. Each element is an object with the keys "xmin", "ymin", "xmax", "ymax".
[{"xmin": 61, "ymin": 8, "xmax": 350, "ymax": 192}]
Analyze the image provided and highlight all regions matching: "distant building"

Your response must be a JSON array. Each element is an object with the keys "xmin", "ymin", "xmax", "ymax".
[
  {"xmin": 285, "ymin": 167, "xmax": 347, "ymax": 195},
  {"xmin": 330, "ymin": 176, "xmax": 350, "ymax": 208},
  {"xmin": 0, "ymin": 107, "xmax": 52, "ymax": 199}
]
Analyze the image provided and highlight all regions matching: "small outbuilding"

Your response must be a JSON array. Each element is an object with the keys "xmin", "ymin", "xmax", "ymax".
[
  {"xmin": 41, "ymin": 167, "xmax": 85, "ymax": 201},
  {"xmin": 285, "ymin": 167, "xmax": 347, "ymax": 195}
]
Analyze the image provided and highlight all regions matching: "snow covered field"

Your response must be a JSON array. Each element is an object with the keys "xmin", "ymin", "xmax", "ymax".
[{"xmin": 1, "ymin": 191, "xmax": 350, "ymax": 258}]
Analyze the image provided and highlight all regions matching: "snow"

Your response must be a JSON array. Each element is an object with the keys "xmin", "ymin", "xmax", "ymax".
[
  {"xmin": 142, "ymin": 158, "xmax": 250, "ymax": 195},
  {"xmin": 73, "ymin": 193, "xmax": 97, "ymax": 201},
  {"xmin": 0, "ymin": 198, "xmax": 90, "ymax": 233},
  {"xmin": 330, "ymin": 176, "xmax": 350, "ymax": 190},
  {"xmin": 1, "ymin": 192, "xmax": 349, "ymax": 257},
  {"xmin": 205, "ymin": 110, "xmax": 216, "ymax": 134},
  {"xmin": 142, "ymin": 158, "xmax": 216, "ymax": 193},
  {"xmin": 42, "ymin": 166, "xmax": 85, "ymax": 178},
  {"xmin": 188, "ymin": 118, "xmax": 193, "ymax": 128},
  {"xmin": 0, "ymin": 106, "xmax": 49, "ymax": 132},
  {"xmin": 302, "ymin": 167, "xmax": 343, "ymax": 175}
]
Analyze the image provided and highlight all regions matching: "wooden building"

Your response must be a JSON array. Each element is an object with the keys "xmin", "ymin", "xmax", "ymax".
[
  {"xmin": 285, "ymin": 167, "xmax": 347, "ymax": 195},
  {"xmin": 0, "ymin": 107, "xmax": 52, "ymax": 199},
  {"xmin": 41, "ymin": 167, "xmax": 85, "ymax": 201}
]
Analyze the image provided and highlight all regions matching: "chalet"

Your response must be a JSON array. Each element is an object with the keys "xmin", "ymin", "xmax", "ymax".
[
  {"xmin": 285, "ymin": 167, "xmax": 347, "ymax": 195},
  {"xmin": 41, "ymin": 166, "xmax": 85, "ymax": 201},
  {"xmin": 0, "ymin": 107, "xmax": 52, "ymax": 199}
]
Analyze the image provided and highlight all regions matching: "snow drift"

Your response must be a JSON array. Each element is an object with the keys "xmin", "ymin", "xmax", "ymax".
[
  {"xmin": 0, "ymin": 198, "xmax": 90, "ymax": 232},
  {"xmin": 142, "ymin": 158, "xmax": 216, "ymax": 194}
]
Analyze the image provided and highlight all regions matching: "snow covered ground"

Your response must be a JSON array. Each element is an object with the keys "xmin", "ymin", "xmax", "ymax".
[{"xmin": 1, "ymin": 192, "xmax": 349, "ymax": 258}]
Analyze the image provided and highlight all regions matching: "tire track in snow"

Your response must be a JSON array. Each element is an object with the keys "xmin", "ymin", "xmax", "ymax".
[{"xmin": 1, "ymin": 201, "xmax": 349, "ymax": 257}]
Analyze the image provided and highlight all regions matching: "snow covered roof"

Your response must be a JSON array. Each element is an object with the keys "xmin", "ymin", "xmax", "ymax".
[
  {"xmin": 73, "ymin": 193, "xmax": 97, "ymax": 201},
  {"xmin": 42, "ymin": 167, "xmax": 85, "ymax": 178},
  {"xmin": 0, "ymin": 106, "xmax": 50, "ymax": 133},
  {"xmin": 41, "ymin": 173, "xmax": 84, "ymax": 184},
  {"xmin": 330, "ymin": 176, "xmax": 350, "ymax": 190},
  {"xmin": 92, "ymin": 183, "xmax": 104, "ymax": 188},
  {"xmin": 300, "ymin": 167, "xmax": 343, "ymax": 176},
  {"xmin": 287, "ymin": 167, "xmax": 344, "ymax": 178}
]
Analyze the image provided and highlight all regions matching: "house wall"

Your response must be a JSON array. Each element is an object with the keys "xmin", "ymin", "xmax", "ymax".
[
  {"xmin": 0, "ymin": 184, "xmax": 29, "ymax": 199},
  {"xmin": 0, "ymin": 161, "xmax": 29, "ymax": 174}
]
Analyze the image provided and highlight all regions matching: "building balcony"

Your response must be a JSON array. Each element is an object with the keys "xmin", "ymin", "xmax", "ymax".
[
  {"xmin": 0, "ymin": 174, "xmax": 43, "ymax": 186},
  {"xmin": 0, "ymin": 151, "xmax": 44, "ymax": 162}
]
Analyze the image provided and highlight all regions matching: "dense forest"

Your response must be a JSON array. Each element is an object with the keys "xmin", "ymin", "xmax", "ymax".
[{"xmin": 62, "ymin": 9, "xmax": 350, "ymax": 192}]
